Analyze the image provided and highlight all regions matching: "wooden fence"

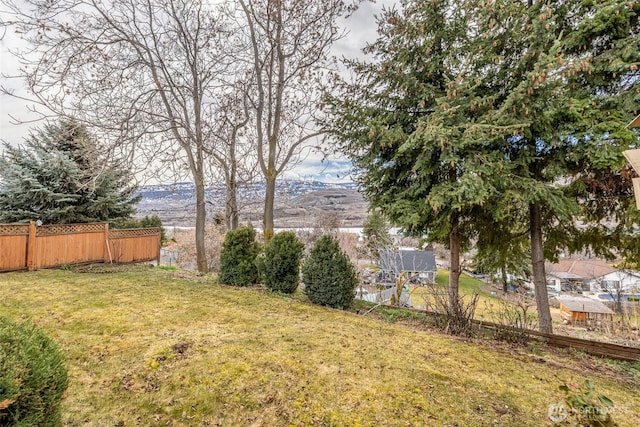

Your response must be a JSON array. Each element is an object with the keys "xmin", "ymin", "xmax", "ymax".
[{"xmin": 0, "ymin": 222, "xmax": 160, "ymax": 272}]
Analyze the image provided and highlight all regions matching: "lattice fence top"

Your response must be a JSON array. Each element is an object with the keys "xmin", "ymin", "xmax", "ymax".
[
  {"xmin": 109, "ymin": 228, "xmax": 160, "ymax": 239},
  {"xmin": 0, "ymin": 224, "xmax": 30, "ymax": 235},
  {"xmin": 36, "ymin": 223, "xmax": 107, "ymax": 236}
]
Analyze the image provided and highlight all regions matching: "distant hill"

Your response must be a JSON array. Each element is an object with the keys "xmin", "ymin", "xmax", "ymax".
[
  {"xmin": 135, "ymin": 180, "xmax": 367, "ymax": 227},
  {"xmin": 274, "ymin": 188, "xmax": 368, "ymax": 228}
]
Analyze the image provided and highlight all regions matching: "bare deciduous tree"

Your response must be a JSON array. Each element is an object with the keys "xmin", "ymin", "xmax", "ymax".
[
  {"xmin": 205, "ymin": 77, "xmax": 260, "ymax": 231},
  {"xmin": 2, "ymin": 0, "xmax": 232, "ymax": 272},
  {"xmin": 236, "ymin": 0, "xmax": 359, "ymax": 241}
]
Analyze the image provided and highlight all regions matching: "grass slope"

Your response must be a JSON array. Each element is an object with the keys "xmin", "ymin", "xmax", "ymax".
[{"xmin": 0, "ymin": 268, "xmax": 638, "ymax": 426}]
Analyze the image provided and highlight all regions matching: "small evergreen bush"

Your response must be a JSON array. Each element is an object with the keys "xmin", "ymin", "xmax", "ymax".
[
  {"xmin": 113, "ymin": 214, "xmax": 167, "ymax": 245},
  {"xmin": 218, "ymin": 226, "xmax": 260, "ymax": 286},
  {"xmin": 0, "ymin": 316, "xmax": 68, "ymax": 426},
  {"xmin": 140, "ymin": 215, "xmax": 167, "ymax": 245},
  {"xmin": 302, "ymin": 235, "xmax": 358, "ymax": 309},
  {"xmin": 260, "ymin": 231, "xmax": 305, "ymax": 294}
]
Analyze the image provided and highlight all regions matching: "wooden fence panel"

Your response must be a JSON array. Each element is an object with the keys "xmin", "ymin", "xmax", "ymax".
[
  {"xmin": 0, "ymin": 222, "xmax": 160, "ymax": 272},
  {"xmin": 108, "ymin": 229, "xmax": 160, "ymax": 263},
  {"xmin": 34, "ymin": 224, "xmax": 107, "ymax": 269},
  {"xmin": 0, "ymin": 224, "xmax": 29, "ymax": 271}
]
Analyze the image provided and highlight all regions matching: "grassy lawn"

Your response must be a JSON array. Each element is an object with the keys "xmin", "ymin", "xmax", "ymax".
[
  {"xmin": 1, "ymin": 268, "xmax": 639, "ymax": 426},
  {"xmin": 409, "ymin": 270, "xmax": 501, "ymax": 319}
]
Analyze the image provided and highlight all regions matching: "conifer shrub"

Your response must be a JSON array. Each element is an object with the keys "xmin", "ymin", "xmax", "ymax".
[
  {"xmin": 0, "ymin": 316, "xmax": 68, "ymax": 427},
  {"xmin": 218, "ymin": 226, "xmax": 260, "ymax": 286},
  {"xmin": 302, "ymin": 235, "xmax": 358, "ymax": 309},
  {"xmin": 113, "ymin": 215, "xmax": 167, "ymax": 245},
  {"xmin": 259, "ymin": 231, "xmax": 305, "ymax": 294}
]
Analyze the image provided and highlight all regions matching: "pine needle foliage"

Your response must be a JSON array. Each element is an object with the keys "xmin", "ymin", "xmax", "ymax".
[
  {"xmin": 302, "ymin": 235, "xmax": 358, "ymax": 309},
  {"xmin": 218, "ymin": 226, "xmax": 260, "ymax": 286},
  {"xmin": 0, "ymin": 316, "xmax": 68, "ymax": 427},
  {"xmin": 259, "ymin": 231, "xmax": 305, "ymax": 294},
  {"xmin": 327, "ymin": 0, "xmax": 640, "ymax": 333},
  {"xmin": 362, "ymin": 210, "xmax": 393, "ymax": 261},
  {"xmin": 0, "ymin": 119, "xmax": 140, "ymax": 225}
]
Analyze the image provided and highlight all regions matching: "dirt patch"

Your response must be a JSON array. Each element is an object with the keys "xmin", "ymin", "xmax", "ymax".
[{"xmin": 70, "ymin": 262, "xmax": 155, "ymax": 274}]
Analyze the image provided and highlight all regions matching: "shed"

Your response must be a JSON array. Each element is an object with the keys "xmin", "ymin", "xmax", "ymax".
[
  {"xmin": 556, "ymin": 295, "xmax": 614, "ymax": 325},
  {"xmin": 378, "ymin": 249, "xmax": 437, "ymax": 285}
]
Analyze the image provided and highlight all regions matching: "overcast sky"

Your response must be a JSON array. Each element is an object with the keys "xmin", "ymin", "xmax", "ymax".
[{"xmin": 0, "ymin": 0, "xmax": 393, "ymax": 184}]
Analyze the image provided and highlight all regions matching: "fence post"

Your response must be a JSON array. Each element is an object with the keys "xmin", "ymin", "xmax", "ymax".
[
  {"xmin": 27, "ymin": 221, "xmax": 36, "ymax": 271},
  {"xmin": 104, "ymin": 223, "xmax": 112, "ymax": 264},
  {"xmin": 156, "ymin": 227, "xmax": 161, "ymax": 266}
]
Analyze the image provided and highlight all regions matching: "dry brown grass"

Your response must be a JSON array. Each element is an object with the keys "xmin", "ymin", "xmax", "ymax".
[{"xmin": 0, "ymin": 267, "xmax": 638, "ymax": 426}]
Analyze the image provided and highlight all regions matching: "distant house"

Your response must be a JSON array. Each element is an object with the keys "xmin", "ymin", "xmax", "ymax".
[
  {"xmin": 624, "ymin": 115, "xmax": 640, "ymax": 208},
  {"xmin": 627, "ymin": 113, "xmax": 640, "ymax": 129},
  {"xmin": 378, "ymin": 249, "xmax": 437, "ymax": 285},
  {"xmin": 557, "ymin": 295, "xmax": 614, "ymax": 325},
  {"xmin": 545, "ymin": 258, "xmax": 640, "ymax": 293}
]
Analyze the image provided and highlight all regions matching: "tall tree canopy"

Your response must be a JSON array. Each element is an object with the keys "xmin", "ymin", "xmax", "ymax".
[
  {"xmin": 327, "ymin": 0, "xmax": 506, "ymax": 313},
  {"xmin": 362, "ymin": 210, "xmax": 393, "ymax": 262},
  {"xmin": 2, "ymin": 0, "xmax": 232, "ymax": 272},
  {"xmin": 236, "ymin": 0, "xmax": 360, "ymax": 241},
  {"xmin": 0, "ymin": 119, "xmax": 139, "ymax": 225},
  {"xmin": 460, "ymin": 0, "xmax": 640, "ymax": 332},
  {"xmin": 328, "ymin": 0, "xmax": 639, "ymax": 333}
]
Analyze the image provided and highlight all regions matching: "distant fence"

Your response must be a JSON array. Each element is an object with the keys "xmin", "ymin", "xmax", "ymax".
[
  {"xmin": 0, "ymin": 222, "xmax": 160, "ymax": 272},
  {"xmin": 375, "ymin": 303, "xmax": 640, "ymax": 362},
  {"xmin": 358, "ymin": 287, "xmax": 413, "ymax": 307}
]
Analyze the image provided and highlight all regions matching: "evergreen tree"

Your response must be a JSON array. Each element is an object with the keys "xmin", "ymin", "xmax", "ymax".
[
  {"xmin": 329, "ymin": 0, "xmax": 639, "ymax": 333},
  {"xmin": 259, "ymin": 231, "xmax": 305, "ymax": 294},
  {"xmin": 326, "ymin": 0, "xmax": 502, "ymax": 313},
  {"xmin": 362, "ymin": 210, "xmax": 393, "ymax": 262},
  {"xmin": 218, "ymin": 226, "xmax": 260, "ymax": 286},
  {"xmin": 0, "ymin": 119, "xmax": 140, "ymax": 225},
  {"xmin": 302, "ymin": 235, "xmax": 358, "ymax": 309},
  {"xmin": 140, "ymin": 215, "xmax": 167, "ymax": 246},
  {"xmin": 455, "ymin": 0, "xmax": 640, "ymax": 332}
]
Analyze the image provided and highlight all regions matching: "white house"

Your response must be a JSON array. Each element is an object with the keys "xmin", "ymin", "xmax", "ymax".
[
  {"xmin": 545, "ymin": 258, "xmax": 640, "ymax": 293},
  {"xmin": 584, "ymin": 270, "xmax": 640, "ymax": 294}
]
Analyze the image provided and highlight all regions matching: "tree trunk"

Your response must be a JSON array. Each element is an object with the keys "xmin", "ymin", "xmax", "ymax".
[
  {"xmin": 225, "ymin": 163, "xmax": 239, "ymax": 231},
  {"xmin": 263, "ymin": 170, "xmax": 276, "ymax": 242},
  {"xmin": 502, "ymin": 267, "xmax": 508, "ymax": 294},
  {"xmin": 225, "ymin": 185, "xmax": 239, "ymax": 231},
  {"xmin": 195, "ymin": 176, "xmax": 208, "ymax": 273},
  {"xmin": 529, "ymin": 203, "xmax": 552, "ymax": 333},
  {"xmin": 449, "ymin": 216, "xmax": 461, "ymax": 312}
]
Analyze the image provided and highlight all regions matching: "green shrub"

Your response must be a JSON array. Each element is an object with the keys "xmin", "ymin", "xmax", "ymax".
[
  {"xmin": 259, "ymin": 231, "xmax": 305, "ymax": 294},
  {"xmin": 140, "ymin": 214, "xmax": 167, "ymax": 245},
  {"xmin": 218, "ymin": 226, "xmax": 260, "ymax": 286},
  {"xmin": 552, "ymin": 380, "xmax": 615, "ymax": 426},
  {"xmin": 302, "ymin": 235, "xmax": 358, "ymax": 309},
  {"xmin": 0, "ymin": 316, "xmax": 68, "ymax": 426},
  {"xmin": 113, "ymin": 215, "xmax": 167, "ymax": 245}
]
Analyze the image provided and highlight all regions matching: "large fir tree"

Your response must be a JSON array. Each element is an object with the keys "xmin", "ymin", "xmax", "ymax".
[
  {"xmin": 327, "ymin": 0, "xmax": 508, "ymax": 313},
  {"xmin": 456, "ymin": 0, "xmax": 640, "ymax": 332},
  {"xmin": 328, "ymin": 0, "xmax": 639, "ymax": 333},
  {"xmin": 0, "ymin": 119, "xmax": 140, "ymax": 225}
]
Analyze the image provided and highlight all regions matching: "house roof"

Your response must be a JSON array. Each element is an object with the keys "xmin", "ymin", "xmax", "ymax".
[
  {"xmin": 379, "ymin": 249, "xmax": 436, "ymax": 273},
  {"xmin": 545, "ymin": 258, "xmax": 616, "ymax": 281},
  {"xmin": 627, "ymin": 114, "xmax": 640, "ymax": 129},
  {"xmin": 552, "ymin": 272, "xmax": 584, "ymax": 280},
  {"xmin": 557, "ymin": 295, "xmax": 614, "ymax": 315}
]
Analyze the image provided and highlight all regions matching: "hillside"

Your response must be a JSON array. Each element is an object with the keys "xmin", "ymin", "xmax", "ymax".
[
  {"xmin": 0, "ymin": 268, "xmax": 638, "ymax": 426},
  {"xmin": 135, "ymin": 180, "xmax": 367, "ymax": 227},
  {"xmin": 274, "ymin": 188, "xmax": 368, "ymax": 228}
]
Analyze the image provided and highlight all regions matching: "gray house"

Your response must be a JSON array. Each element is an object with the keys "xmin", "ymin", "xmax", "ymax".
[{"xmin": 378, "ymin": 249, "xmax": 437, "ymax": 285}]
